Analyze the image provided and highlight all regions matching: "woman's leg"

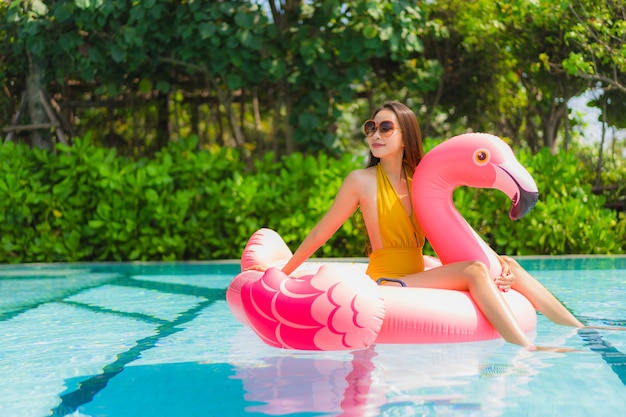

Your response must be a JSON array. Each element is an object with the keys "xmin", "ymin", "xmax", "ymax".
[
  {"xmin": 503, "ymin": 257, "xmax": 584, "ymax": 327},
  {"xmin": 505, "ymin": 257, "xmax": 626, "ymax": 333},
  {"xmin": 401, "ymin": 260, "xmax": 535, "ymax": 349}
]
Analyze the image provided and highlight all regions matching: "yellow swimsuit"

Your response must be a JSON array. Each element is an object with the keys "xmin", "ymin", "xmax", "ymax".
[{"xmin": 365, "ymin": 164, "xmax": 426, "ymax": 281}]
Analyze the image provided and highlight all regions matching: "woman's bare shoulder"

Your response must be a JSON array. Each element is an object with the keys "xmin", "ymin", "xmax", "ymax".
[
  {"xmin": 346, "ymin": 166, "xmax": 376, "ymax": 181},
  {"xmin": 342, "ymin": 167, "xmax": 377, "ymax": 194}
]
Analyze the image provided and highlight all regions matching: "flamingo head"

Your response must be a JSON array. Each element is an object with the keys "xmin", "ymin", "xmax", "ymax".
[{"xmin": 417, "ymin": 133, "xmax": 539, "ymax": 220}]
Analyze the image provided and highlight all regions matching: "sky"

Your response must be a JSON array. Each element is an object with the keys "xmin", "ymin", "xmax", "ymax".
[{"xmin": 568, "ymin": 90, "xmax": 626, "ymax": 150}]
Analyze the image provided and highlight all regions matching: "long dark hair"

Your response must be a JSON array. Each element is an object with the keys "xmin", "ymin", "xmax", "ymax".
[
  {"xmin": 357, "ymin": 101, "xmax": 424, "ymax": 255},
  {"xmin": 365, "ymin": 101, "xmax": 424, "ymax": 170}
]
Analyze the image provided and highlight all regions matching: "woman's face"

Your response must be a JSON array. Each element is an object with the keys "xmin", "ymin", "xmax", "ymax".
[{"xmin": 366, "ymin": 109, "xmax": 404, "ymax": 160}]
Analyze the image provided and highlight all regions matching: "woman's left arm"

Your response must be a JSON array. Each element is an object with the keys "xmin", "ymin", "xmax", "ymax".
[{"xmin": 281, "ymin": 171, "xmax": 362, "ymax": 276}]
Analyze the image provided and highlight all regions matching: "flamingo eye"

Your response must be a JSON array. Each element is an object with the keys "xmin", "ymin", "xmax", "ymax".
[{"xmin": 473, "ymin": 149, "xmax": 490, "ymax": 166}]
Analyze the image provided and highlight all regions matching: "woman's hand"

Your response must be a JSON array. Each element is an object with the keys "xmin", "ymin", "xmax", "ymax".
[{"xmin": 495, "ymin": 255, "xmax": 515, "ymax": 292}]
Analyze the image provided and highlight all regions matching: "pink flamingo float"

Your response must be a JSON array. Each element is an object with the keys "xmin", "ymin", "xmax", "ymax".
[{"xmin": 227, "ymin": 133, "xmax": 538, "ymax": 350}]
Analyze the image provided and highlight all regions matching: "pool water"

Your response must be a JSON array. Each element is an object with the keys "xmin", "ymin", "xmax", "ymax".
[{"xmin": 1, "ymin": 257, "xmax": 625, "ymax": 417}]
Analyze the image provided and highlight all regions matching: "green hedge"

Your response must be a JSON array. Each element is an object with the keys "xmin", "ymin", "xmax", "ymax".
[{"xmin": 1, "ymin": 138, "xmax": 624, "ymax": 263}]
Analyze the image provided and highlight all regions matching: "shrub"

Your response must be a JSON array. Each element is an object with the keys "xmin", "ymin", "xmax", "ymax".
[{"xmin": 0, "ymin": 138, "xmax": 623, "ymax": 263}]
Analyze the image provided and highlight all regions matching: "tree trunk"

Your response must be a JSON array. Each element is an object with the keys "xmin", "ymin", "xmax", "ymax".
[
  {"xmin": 155, "ymin": 92, "xmax": 171, "ymax": 150},
  {"xmin": 252, "ymin": 91, "xmax": 263, "ymax": 154},
  {"xmin": 563, "ymin": 105, "xmax": 570, "ymax": 152},
  {"xmin": 26, "ymin": 52, "xmax": 52, "ymax": 151},
  {"xmin": 207, "ymin": 76, "xmax": 245, "ymax": 149},
  {"xmin": 268, "ymin": 0, "xmax": 297, "ymax": 155},
  {"xmin": 594, "ymin": 98, "xmax": 607, "ymax": 188},
  {"xmin": 223, "ymin": 97, "xmax": 245, "ymax": 148},
  {"xmin": 190, "ymin": 99, "xmax": 200, "ymax": 146},
  {"xmin": 284, "ymin": 90, "xmax": 294, "ymax": 154},
  {"xmin": 216, "ymin": 105, "xmax": 225, "ymax": 146},
  {"xmin": 541, "ymin": 101, "xmax": 566, "ymax": 154},
  {"xmin": 272, "ymin": 93, "xmax": 281, "ymax": 159},
  {"xmin": 525, "ymin": 112, "xmax": 539, "ymax": 154}
]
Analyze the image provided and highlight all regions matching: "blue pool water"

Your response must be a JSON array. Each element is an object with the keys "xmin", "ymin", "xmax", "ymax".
[{"xmin": 1, "ymin": 257, "xmax": 625, "ymax": 417}]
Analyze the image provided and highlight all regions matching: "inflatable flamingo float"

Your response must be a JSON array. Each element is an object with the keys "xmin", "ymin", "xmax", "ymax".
[{"xmin": 227, "ymin": 133, "xmax": 538, "ymax": 350}]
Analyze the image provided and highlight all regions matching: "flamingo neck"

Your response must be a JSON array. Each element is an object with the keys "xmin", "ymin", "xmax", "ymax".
[{"xmin": 418, "ymin": 186, "xmax": 500, "ymax": 277}]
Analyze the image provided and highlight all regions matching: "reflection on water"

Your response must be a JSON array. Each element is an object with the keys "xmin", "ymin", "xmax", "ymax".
[{"xmin": 227, "ymin": 329, "xmax": 555, "ymax": 417}]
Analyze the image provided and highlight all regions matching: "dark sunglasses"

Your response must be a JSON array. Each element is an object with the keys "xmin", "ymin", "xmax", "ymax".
[{"xmin": 363, "ymin": 120, "xmax": 398, "ymax": 138}]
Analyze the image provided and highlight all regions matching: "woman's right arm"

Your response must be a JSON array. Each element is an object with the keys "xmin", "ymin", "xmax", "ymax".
[{"xmin": 281, "ymin": 171, "xmax": 362, "ymax": 276}]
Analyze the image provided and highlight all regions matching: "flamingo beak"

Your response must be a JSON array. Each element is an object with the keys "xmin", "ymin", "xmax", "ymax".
[
  {"xmin": 509, "ymin": 186, "xmax": 539, "ymax": 220},
  {"xmin": 494, "ymin": 166, "xmax": 539, "ymax": 220}
]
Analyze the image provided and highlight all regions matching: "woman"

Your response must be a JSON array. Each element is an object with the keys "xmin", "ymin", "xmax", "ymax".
[{"xmin": 279, "ymin": 101, "xmax": 612, "ymax": 351}]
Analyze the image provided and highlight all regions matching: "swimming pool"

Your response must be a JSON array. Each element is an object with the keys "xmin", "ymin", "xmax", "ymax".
[{"xmin": 1, "ymin": 257, "xmax": 625, "ymax": 416}]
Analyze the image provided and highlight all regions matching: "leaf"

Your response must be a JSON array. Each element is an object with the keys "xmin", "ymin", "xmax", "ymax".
[
  {"xmin": 30, "ymin": 0, "xmax": 48, "ymax": 15},
  {"xmin": 66, "ymin": 230, "xmax": 80, "ymax": 252},
  {"xmin": 363, "ymin": 25, "xmax": 378, "ymax": 39},
  {"xmin": 88, "ymin": 47, "xmax": 105, "ymax": 64},
  {"xmin": 199, "ymin": 22, "xmax": 217, "ymax": 39},
  {"xmin": 129, "ymin": 6, "xmax": 146, "ymax": 21},
  {"xmin": 239, "ymin": 29, "xmax": 261, "ymax": 50},
  {"xmin": 230, "ymin": 54, "xmax": 243, "ymax": 68},
  {"xmin": 266, "ymin": 59, "xmax": 287, "ymax": 80},
  {"xmin": 234, "ymin": 11, "xmax": 252, "ymax": 28},
  {"xmin": 122, "ymin": 26, "xmax": 140, "ymax": 47},
  {"xmin": 111, "ymin": 44, "xmax": 127, "ymax": 63},
  {"xmin": 54, "ymin": 3, "xmax": 74, "ymax": 21},
  {"xmin": 88, "ymin": 220, "xmax": 105, "ymax": 229},
  {"xmin": 75, "ymin": 0, "xmax": 92, "ymax": 10},
  {"xmin": 30, "ymin": 39, "xmax": 46, "ymax": 56},
  {"xmin": 145, "ymin": 188, "xmax": 159, "ymax": 202},
  {"xmin": 156, "ymin": 80, "xmax": 170, "ymax": 93},
  {"xmin": 226, "ymin": 73, "xmax": 243, "ymax": 90},
  {"xmin": 138, "ymin": 79, "xmax": 153, "ymax": 93}
]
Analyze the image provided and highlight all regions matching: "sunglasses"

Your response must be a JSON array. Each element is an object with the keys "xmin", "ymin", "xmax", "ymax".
[{"xmin": 363, "ymin": 120, "xmax": 398, "ymax": 138}]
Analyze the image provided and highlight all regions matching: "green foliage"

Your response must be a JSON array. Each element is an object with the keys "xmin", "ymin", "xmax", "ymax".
[
  {"xmin": 273, "ymin": 0, "xmax": 438, "ymax": 152},
  {"xmin": 1, "ymin": 139, "xmax": 623, "ymax": 263},
  {"xmin": 3, "ymin": 0, "xmax": 624, "ymax": 164},
  {"xmin": 562, "ymin": 0, "xmax": 626, "ymax": 98},
  {"xmin": 0, "ymin": 137, "xmax": 245, "ymax": 262},
  {"xmin": 2, "ymin": 0, "xmax": 440, "ymax": 154}
]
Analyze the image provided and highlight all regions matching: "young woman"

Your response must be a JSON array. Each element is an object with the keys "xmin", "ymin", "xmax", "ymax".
[{"xmin": 279, "ymin": 101, "xmax": 615, "ymax": 351}]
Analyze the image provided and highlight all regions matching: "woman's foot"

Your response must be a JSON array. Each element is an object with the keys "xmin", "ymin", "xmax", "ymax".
[{"xmin": 531, "ymin": 345, "xmax": 582, "ymax": 353}]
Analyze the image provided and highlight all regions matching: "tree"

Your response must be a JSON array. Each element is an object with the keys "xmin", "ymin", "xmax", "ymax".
[
  {"xmin": 5, "ymin": 0, "xmax": 56, "ymax": 150},
  {"xmin": 562, "ymin": 0, "xmax": 626, "ymax": 95},
  {"xmin": 420, "ymin": 0, "xmax": 601, "ymax": 153},
  {"xmin": 0, "ymin": 1, "xmax": 24, "ymax": 125},
  {"xmin": 259, "ymin": 0, "xmax": 438, "ymax": 154},
  {"xmin": 3, "ymin": 0, "xmax": 441, "ymax": 156}
]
